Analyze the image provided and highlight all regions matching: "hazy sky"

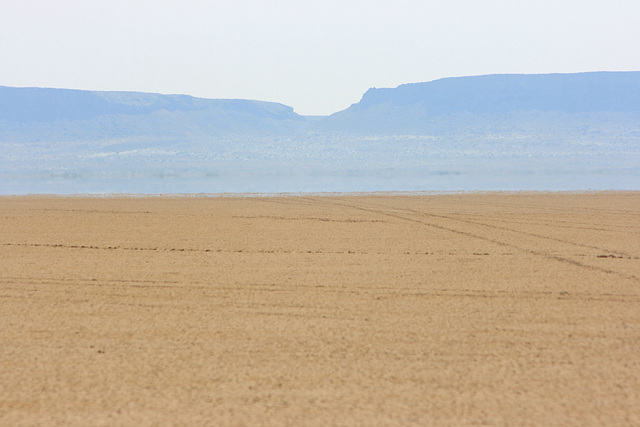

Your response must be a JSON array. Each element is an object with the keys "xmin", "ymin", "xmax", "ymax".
[{"xmin": 2, "ymin": 0, "xmax": 639, "ymax": 115}]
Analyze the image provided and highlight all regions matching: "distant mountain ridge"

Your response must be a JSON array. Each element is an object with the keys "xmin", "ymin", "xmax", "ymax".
[
  {"xmin": 356, "ymin": 72, "xmax": 640, "ymax": 113},
  {"xmin": 323, "ymin": 71, "xmax": 640, "ymax": 133},
  {"xmin": 2, "ymin": 72, "xmax": 639, "ymax": 194},
  {"xmin": 0, "ymin": 86, "xmax": 309, "ymax": 144},
  {"xmin": 2, "ymin": 71, "xmax": 640, "ymax": 140},
  {"xmin": 0, "ymin": 86, "xmax": 300, "ymax": 122}
]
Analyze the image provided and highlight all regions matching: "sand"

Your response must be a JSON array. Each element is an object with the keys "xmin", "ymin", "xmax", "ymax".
[{"xmin": 1, "ymin": 192, "xmax": 639, "ymax": 425}]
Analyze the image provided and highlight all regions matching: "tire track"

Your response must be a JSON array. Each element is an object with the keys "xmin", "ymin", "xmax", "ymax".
[
  {"xmin": 425, "ymin": 194, "xmax": 640, "ymax": 217},
  {"xmin": 456, "ymin": 216, "xmax": 640, "ymax": 235},
  {"xmin": 357, "ymin": 199, "xmax": 639, "ymax": 260},
  {"xmin": 232, "ymin": 215, "xmax": 387, "ymax": 223},
  {"xmin": 1, "ymin": 242, "xmax": 393, "ymax": 256},
  {"xmin": 2, "ymin": 277, "xmax": 637, "ymax": 304},
  {"xmin": 335, "ymin": 196, "xmax": 640, "ymax": 258},
  {"xmin": 301, "ymin": 196, "xmax": 640, "ymax": 282}
]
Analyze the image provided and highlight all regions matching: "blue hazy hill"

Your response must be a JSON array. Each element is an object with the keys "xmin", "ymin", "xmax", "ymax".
[
  {"xmin": 0, "ymin": 86, "xmax": 301, "ymax": 122},
  {"xmin": 1, "ymin": 72, "xmax": 639, "ymax": 194},
  {"xmin": 0, "ymin": 86, "xmax": 304, "ymax": 141},
  {"xmin": 323, "ymin": 71, "xmax": 640, "ymax": 132},
  {"xmin": 3, "ymin": 72, "xmax": 640, "ymax": 138}
]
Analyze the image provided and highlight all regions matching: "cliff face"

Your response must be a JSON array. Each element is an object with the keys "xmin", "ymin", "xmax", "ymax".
[
  {"xmin": 0, "ymin": 86, "xmax": 304, "ymax": 141},
  {"xmin": 321, "ymin": 72, "xmax": 640, "ymax": 133},
  {"xmin": 0, "ymin": 86, "xmax": 301, "ymax": 121},
  {"xmin": 358, "ymin": 72, "xmax": 640, "ymax": 112},
  {"xmin": 3, "ymin": 72, "xmax": 640, "ymax": 138}
]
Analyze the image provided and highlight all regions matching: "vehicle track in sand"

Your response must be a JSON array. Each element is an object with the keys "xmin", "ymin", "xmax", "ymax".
[
  {"xmin": 297, "ymin": 195, "xmax": 639, "ymax": 281},
  {"xmin": 1, "ymin": 192, "xmax": 639, "ymax": 426}
]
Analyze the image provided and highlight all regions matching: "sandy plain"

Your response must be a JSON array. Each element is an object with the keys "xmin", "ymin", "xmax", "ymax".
[{"xmin": 1, "ymin": 192, "xmax": 639, "ymax": 426}]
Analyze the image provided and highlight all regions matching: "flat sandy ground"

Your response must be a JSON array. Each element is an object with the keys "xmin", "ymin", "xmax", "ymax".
[{"xmin": 1, "ymin": 192, "xmax": 639, "ymax": 426}]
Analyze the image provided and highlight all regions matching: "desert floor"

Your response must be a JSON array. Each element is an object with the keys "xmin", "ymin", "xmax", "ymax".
[{"xmin": 1, "ymin": 192, "xmax": 639, "ymax": 426}]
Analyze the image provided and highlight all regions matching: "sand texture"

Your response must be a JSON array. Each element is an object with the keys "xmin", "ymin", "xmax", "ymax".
[{"xmin": 1, "ymin": 192, "xmax": 639, "ymax": 426}]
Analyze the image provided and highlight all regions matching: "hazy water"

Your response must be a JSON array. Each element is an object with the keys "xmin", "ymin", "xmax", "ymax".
[
  {"xmin": 2, "ymin": 135, "xmax": 638, "ymax": 195},
  {"xmin": 2, "ymin": 162, "xmax": 638, "ymax": 195}
]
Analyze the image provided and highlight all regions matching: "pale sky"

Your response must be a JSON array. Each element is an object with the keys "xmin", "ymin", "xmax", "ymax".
[{"xmin": 1, "ymin": 0, "xmax": 639, "ymax": 115}]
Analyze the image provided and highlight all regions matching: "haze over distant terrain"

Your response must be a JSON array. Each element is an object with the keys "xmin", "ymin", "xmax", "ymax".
[
  {"xmin": 3, "ymin": 1, "xmax": 640, "ymax": 115},
  {"xmin": 324, "ymin": 72, "xmax": 640, "ymax": 132},
  {"xmin": 1, "ymin": 72, "xmax": 639, "ymax": 194}
]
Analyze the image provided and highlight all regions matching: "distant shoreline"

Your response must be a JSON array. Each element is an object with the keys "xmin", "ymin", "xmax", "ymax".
[{"xmin": 2, "ymin": 189, "xmax": 637, "ymax": 199}]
